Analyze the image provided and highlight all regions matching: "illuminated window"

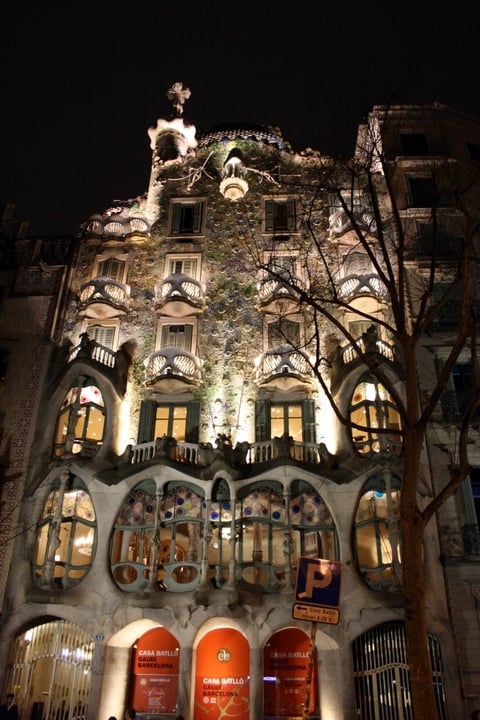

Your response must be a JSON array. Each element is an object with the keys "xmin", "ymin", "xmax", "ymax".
[
  {"xmin": 137, "ymin": 399, "xmax": 200, "ymax": 443},
  {"xmin": 53, "ymin": 379, "xmax": 105, "ymax": 458},
  {"xmin": 290, "ymin": 480, "xmax": 338, "ymax": 581},
  {"xmin": 236, "ymin": 483, "xmax": 286, "ymax": 591},
  {"xmin": 353, "ymin": 477, "xmax": 401, "ymax": 592},
  {"xmin": 255, "ymin": 399, "xmax": 316, "ymax": 444},
  {"xmin": 110, "ymin": 482, "xmax": 204, "ymax": 592},
  {"xmin": 264, "ymin": 198, "xmax": 296, "ymax": 232},
  {"xmin": 353, "ymin": 622, "xmax": 447, "ymax": 720},
  {"xmin": 170, "ymin": 200, "xmax": 205, "ymax": 235},
  {"xmin": 350, "ymin": 374, "xmax": 402, "ymax": 455},
  {"xmin": 34, "ymin": 476, "xmax": 96, "ymax": 589}
]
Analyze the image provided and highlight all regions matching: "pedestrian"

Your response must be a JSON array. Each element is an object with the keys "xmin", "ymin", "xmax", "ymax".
[
  {"xmin": 0, "ymin": 694, "xmax": 19, "ymax": 720},
  {"xmin": 124, "ymin": 709, "xmax": 136, "ymax": 720}
]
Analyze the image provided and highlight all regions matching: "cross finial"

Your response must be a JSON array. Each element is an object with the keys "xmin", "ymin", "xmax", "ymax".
[{"xmin": 166, "ymin": 82, "xmax": 191, "ymax": 117}]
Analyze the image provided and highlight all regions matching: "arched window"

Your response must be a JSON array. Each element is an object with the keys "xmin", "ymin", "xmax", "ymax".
[
  {"xmin": 290, "ymin": 480, "xmax": 338, "ymax": 580},
  {"xmin": 110, "ymin": 480, "xmax": 158, "ymax": 592},
  {"xmin": 350, "ymin": 373, "xmax": 402, "ymax": 455},
  {"xmin": 353, "ymin": 622, "xmax": 447, "ymax": 719},
  {"xmin": 207, "ymin": 478, "xmax": 233, "ymax": 588},
  {"xmin": 158, "ymin": 483, "xmax": 204, "ymax": 591},
  {"xmin": 353, "ymin": 476, "xmax": 401, "ymax": 592},
  {"xmin": 110, "ymin": 481, "xmax": 204, "ymax": 593},
  {"xmin": 236, "ymin": 483, "xmax": 286, "ymax": 591},
  {"xmin": 34, "ymin": 475, "xmax": 96, "ymax": 589},
  {"xmin": 54, "ymin": 378, "xmax": 105, "ymax": 457}
]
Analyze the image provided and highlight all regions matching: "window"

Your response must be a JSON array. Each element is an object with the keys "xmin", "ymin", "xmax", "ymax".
[
  {"xmin": 166, "ymin": 255, "xmax": 200, "ymax": 278},
  {"xmin": 353, "ymin": 623, "xmax": 447, "ymax": 720},
  {"xmin": 137, "ymin": 399, "xmax": 200, "ymax": 443},
  {"xmin": 170, "ymin": 200, "xmax": 205, "ymax": 235},
  {"xmin": 267, "ymin": 318, "xmax": 300, "ymax": 348},
  {"xmin": 470, "ymin": 469, "xmax": 480, "ymax": 526},
  {"xmin": 255, "ymin": 399, "xmax": 316, "ymax": 443},
  {"xmin": 416, "ymin": 221, "xmax": 462, "ymax": 258},
  {"xmin": 207, "ymin": 478, "xmax": 233, "ymax": 587},
  {"xmin": 399, "ymin": 132, "xmax": 429, "ymax": 155},
  {"xmin": 290, "ymin": 480, "xmax": 338, "ymax": 580},
  {"xmin": 236, "ymin": 483, "xmax": 286, "ymax": 591},
  {"xmin": 111, "ymin": 480, "xmax": 204, "ymax": 592},
  {"xmin": 160, "ymin": 323, "xmax": 194, "ymax": 351},
  {"xmin": 441, "ymin": 361, "xmax": 480, "ymax": 422},
  {"xmin": 354, "ymin": 476, "xmax": 401, "ymax": 592},
  {"xmin": 407, "ymin": 176, "xmax": 438, "ymax": 207},
  {"xmin": 85, "ymin": 324, "xmax": 116, "ymax": 349},
  {"xmin": 53, "ymin": 379, "xmax": 105, "ymax": 457},
  {"xmin": 34, "ymin": 476, "xmax": 96, "ymax": 589},
  {"xmin": 95, "ymin": 255, "xmax": 127, "ymax": 282},
  {"xmin": 467, "ymin": 141, "xmax": 480, "ymax": 163},
  {"xmin": 350, "ymin": 374, "xmax": 403, "ymax": 455},
  {"xmin": 264, "ymin": 198, "xmax": 296, "ymax": 232}
]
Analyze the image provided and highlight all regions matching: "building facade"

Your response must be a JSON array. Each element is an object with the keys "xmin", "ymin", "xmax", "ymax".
[{"xmin": 0, "ymin": 93, "xmax": 479, "ymax": 719}]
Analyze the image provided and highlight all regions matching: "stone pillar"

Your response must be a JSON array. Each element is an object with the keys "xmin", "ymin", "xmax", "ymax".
[{"xmin": 96, "ymin": 645, "xmax": 131, "ymax": 720}]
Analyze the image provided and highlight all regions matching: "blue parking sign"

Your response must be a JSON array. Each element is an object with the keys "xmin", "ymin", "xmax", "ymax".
[{"xmin": 295, "ymin": 557, "xmax": 342, "ymax": 608}]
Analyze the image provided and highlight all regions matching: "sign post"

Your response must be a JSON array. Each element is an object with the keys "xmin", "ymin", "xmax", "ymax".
[{"xmin": 293, "ymin": 558, "xmax": 342, "ymax": 719}]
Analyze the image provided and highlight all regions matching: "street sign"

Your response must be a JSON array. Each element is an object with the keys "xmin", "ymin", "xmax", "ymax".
[
  {"xmin": 292, "ymin": 603, "xmax": 339, "ymax": 625},
  {"xmin": 294, "ymin": 558, "xmax": 342, "ymax": 624},
  {"xmin": 295, "ymin": 557, "xmax": 342, "ymax": 607}
]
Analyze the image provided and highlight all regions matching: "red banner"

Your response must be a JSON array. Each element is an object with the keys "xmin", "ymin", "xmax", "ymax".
[
  {"xmin": 194, "ymin": 628, "xmax": 249, "ymax": 719},
  {"xmin": 264, "ymin": 627, "xmax": 318, "ymax": 717},
  {"xmin": 131, "ymin": 627, "xmax": 180, "ymax": 714}
]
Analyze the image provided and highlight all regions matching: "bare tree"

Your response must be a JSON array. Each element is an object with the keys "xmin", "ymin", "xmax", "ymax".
[{"xmin": 243, "ymin": 107, "xmax": 480, "ymax": 719}]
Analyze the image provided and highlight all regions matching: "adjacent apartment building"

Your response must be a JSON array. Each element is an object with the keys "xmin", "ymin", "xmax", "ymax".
[{"xmin": 0, "ymin": 88, "xmax": 479, "ymax": 719}]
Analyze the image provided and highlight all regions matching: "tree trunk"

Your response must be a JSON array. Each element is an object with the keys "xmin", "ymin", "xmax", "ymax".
[{"xmin": 400, "ymin": 336, "xmax": 440, "ymax": 720}]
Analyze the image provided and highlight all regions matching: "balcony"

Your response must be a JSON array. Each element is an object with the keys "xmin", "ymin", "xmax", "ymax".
[
  {"xmin": 254, "ymin": 345, "xmax": 314, "ymax": 391},
  {"xmin": 329, "ymin": 208, "xmax": 377, "ymax": 237},
  {"xmin": 78, "ymin": 277, "xmax": 130, "ymax": 319},
  {"xmin": 257, "ymin": 274, "xmax": 304, "ymax": 314},
  {"xmin": 144, "ymin": 347, "xmax": 202, "ymax": 391},
  {"xmin": 153, "ymin": 273, "xmax": 206, "ymax": 317},
  {"xmin": 337, "ymin": 273, "xmax": 389, "ymax": 300},
  {"xmin": 341, "ymin": 334, "xmax": 396, "ymax": 366}
]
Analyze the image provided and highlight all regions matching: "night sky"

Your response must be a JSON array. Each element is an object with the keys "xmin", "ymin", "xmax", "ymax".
[{"xmin": 1, "ymin": 0, "xmax": 478, "ymax": 236}]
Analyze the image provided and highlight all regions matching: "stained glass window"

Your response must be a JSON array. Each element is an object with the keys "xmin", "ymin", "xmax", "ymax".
[
  {"xmin": 34, "ymin": 476, "xmax": 96, "ymax": 589},
  {"xmin": 350, "ymin": 374, "xmax": 403, "ymax": 455},
  {"xmin": 54, "ymin": 379, "xmax": 105, "ymax": 458},
  {"xmin": 290, "ymin": 481, "xmax": 338, "ymax": 579}
]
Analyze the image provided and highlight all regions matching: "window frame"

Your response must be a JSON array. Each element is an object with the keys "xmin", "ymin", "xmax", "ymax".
[
  {"xmin": 164, "ymin": 252, "xmax": 202, "ymax": 280},
  {"xmin": 168, "ymin": 199, "xmax": 206, "ymax": 237},
  {"xmin": 156, "ymin": 318, "xmax": 197, "ymax": 353},
  {"xmin": 263, "ymin": 197, "xmax": 297, "ymax": 234},
  {"xmin": 93, "ymin": 252, "xmax": 129, "ymax": 283}
]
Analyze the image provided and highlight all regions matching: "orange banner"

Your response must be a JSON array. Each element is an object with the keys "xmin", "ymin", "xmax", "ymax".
[
  {"xmin": 194, "ymin": 628, "xmax": 249, "ymax": 719},
  {"xmin": 131, "ymin": 627, "xmax": 180, "ymax": 714},
  {"xmin": 264, "ymin": 627, "xmax": 318, "ymax": 717}
]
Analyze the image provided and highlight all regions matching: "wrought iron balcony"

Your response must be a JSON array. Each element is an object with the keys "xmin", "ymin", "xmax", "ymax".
[
  {"xmin": 341, "ymin": 334, "xmax": 396, "ymax": 366},
  {"xmin": 257, "ymin": 274, "xmax": 304, "ymax": 313},
  {"xmin": 78, "ymin": 276, "xmax": 130, "ymax": 318},
  {"xmin": 254, "ymin": 345, "xmax": 314, "ymax": 390},
  {"xmin": 153, "ymin": 273, "xmax": 205, "ymax": 317},
  {"xmin": 144, "ymin": 347, "xmax": 202, "ymax": 391}
]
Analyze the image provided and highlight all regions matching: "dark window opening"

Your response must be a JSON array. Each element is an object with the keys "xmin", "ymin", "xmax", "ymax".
[{"xmin": 399, "ymin": 133, "xmax": 429, "ymax": 155}]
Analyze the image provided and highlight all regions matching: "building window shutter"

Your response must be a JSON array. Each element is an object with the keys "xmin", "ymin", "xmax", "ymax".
[
  {"xmin": 138, "ymin": 400, "xmax": 157, "ymax": 443},
  {"xmin": 255, "ymin": 400, "xmax": 271, "ymax": 442},
  {"xmin": 186, "ymin": 400, "xmax": 200, "ymax": 442},
  {"xmin": 302, "ymin": 399, "xmax": 316, "ymax": 443},
  {"xmin": 265, "ymin": 201, "xmax": 275, "ymax": 231},
  {"xmin": 286, "ymin": 199, "xmax": 296, "ymax": 230}
]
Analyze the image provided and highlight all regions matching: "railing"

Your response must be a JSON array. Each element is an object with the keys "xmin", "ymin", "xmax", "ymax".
[
  {"xmin": 144, "ymin": 348, "xmax": 202, "ymax": 386},
  {"xmin": 257, "ymin": 274, "xmax": 304, "ymax": 305},
  {"xmin": 342, "ymin": 336, "xmax": 395, "ymax": 365},
  {"xmin": 128, "ymin": 437, "xmax": 334, "ymax": 468},
  {"xmin": 68, "ymin": 338, "xmax": 117, "ymax": 369},
  {"xmin": 255, "ymin": 346, "xmax": 314, "ymax": 383},
  {"xmin": 154, "ymin": 273, "xmax": 205, "ymax": 307},
  {"xmin": 79, "ymin": 276, "xmax": 130, "ymax": 309}
]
